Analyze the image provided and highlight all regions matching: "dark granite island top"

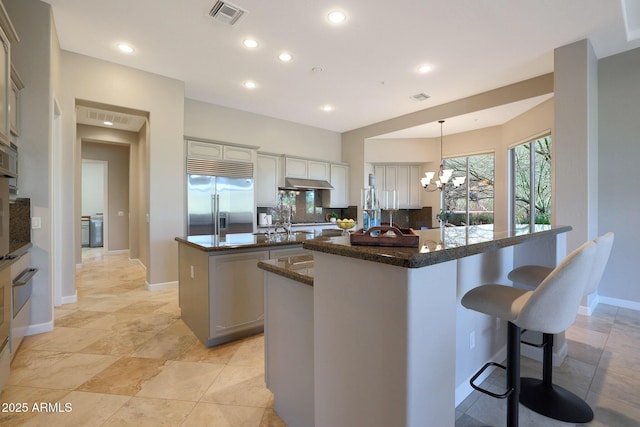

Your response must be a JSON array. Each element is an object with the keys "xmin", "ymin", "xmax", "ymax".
[
  {"xmin": 175, "ymin": 231, "xmax": 332, "ymax": 252},
  {"xmin": 279, "ymin": 223, "xmax": 574, "ymax": 427},
  {"xmin": 257, "ymin": 254, "xmax": 314, "ymax": 286},
  {"xmin": 302, "ymin": 224, "xmax": 572, "ymax": 268}
]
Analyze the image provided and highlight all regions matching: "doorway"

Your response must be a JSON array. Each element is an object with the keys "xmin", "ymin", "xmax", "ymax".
[{"xmin": 81, "ymin": 159, "xmax": 108, "ymax": 252}]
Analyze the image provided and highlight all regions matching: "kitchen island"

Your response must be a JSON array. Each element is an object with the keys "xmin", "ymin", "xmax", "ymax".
[
  {"xmin": 258, "ymin": 224, "xmax": 571, "ymax": 427},
  {"xmin": 175, "ymin": 231, "xmax": 330, "ymax": 346}
]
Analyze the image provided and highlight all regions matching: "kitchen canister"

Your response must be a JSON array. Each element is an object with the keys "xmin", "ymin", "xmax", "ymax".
[{"xmin": 258, "ymin": 213, "xmax": 267, "ymax": 226}]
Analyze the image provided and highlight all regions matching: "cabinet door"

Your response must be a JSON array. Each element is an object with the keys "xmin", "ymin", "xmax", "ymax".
[
  {"xmin": 285, "ymin": 157, "xmax": 307, "ymax": 178},
  {"xmin": 308, "ymin": 160, "xmax": 329, "ymax": 180},
  {"xmin": 373, "ymin": 165, "xmax": 386, "ymax": 191},
  {"xmin": 187, "ymin": 140, "xmax": 223, "ymax": 159},
  {"xmin": 395, "ymin": 166, "xmax": 411, "ymax": 208},
  {"xmin": 0, "ymin": 32, "xmax": 8, "ymax": 146},
  {"xmin": 9, "ymin": 81, "xmax": 17, "ymax": 136},
  {"xmin": 256, "ymin": 154, "xmax": 281, "ymax": 207},
  {"xmin": 211, "ymin": 251, "xmax": 268, "ymax": 337},
  {"xmin": 408, "ymin": 165, "xmax": 423, "ymax": 208},
  {"xmin": 323, "ymin": 163, "xmax": 349, "ymax": 208},
  {"xmin": 223, "ymin": 145, "xmax": 255, "ymax": 163}
]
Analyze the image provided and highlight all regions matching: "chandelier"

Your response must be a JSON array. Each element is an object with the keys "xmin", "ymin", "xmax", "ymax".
[{"xmin": 420, "ymin": 120, "xmax": 466, "ymax": 192}]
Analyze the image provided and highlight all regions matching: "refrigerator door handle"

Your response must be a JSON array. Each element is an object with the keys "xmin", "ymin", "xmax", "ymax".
[{"xmin": 212, "ymin": 194, "xmax": 220, "ymax": 236}]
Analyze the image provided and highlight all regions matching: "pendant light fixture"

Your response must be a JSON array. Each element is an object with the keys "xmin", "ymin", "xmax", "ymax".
[{"xmin": 420, "ymin": 120, "xmax": 466, "ymax": 192}]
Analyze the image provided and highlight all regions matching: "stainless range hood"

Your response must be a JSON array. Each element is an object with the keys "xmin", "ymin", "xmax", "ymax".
[{"xmin": 280, "ymin": 177, "xmax": 334, "ymax": 190}]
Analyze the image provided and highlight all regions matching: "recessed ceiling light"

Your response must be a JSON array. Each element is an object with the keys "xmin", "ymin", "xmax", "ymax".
[
  {"xmin": 116, "ymin": 43, "xmax": 134, "ymax": 54},
  {"xmin": 327, "ymin": 10, "xmax": 346, "ymax": 24},
  {"xmin": 243, "ymin": 80, "xmax": 257, "ymax": 89},
  {"xmin": 104, "ymin": 121, "xmax": 113, "ymax": 126},
  {"xmin": 278, "ymin": 52, "xmax": 293, "ymax": 62},
  {"xmin": 417, "ymin": 64, "xmax": 432, "ymax": 74},
  {"xmin": 321, "ymin": 104, "xmax": 334, "ymax": 112},
  {"xmin": 242, "ymin": 39, "xmax": 259, "ymax": 48}
]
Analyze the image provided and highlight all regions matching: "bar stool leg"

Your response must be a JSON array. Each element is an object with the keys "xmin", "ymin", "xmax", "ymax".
[
  {"xmin": 519, "ymin": 333, "xmax": 594, "ymax": 422},
  {"xmin": 506, "ymin": 322, "xmax": 521, "ymax": 427}
]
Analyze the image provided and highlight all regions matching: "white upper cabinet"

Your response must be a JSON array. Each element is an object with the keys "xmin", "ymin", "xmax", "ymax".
[
  {"xmin": 187, "ymin": 140, "xmax": 222, "ymax": 159},
  {"xmin": 223, "ymin": 145, "xmax": 255, "ymax": 163},
  {"xmin": 187, "ymin": 140, "xmax": 256, "ymax": 163},
  {"xmin": 0, "ymin": 27, "xmax": 9, "ymax": 146},
  {"xmin": 256, "ymin": 153, "xmax": 282, "ymax": 207},
  {"xmin": 285, "ymin": 156, "xmax": 330, "ymax": 180},
  {"xmin": 9, "ymin": 66, "xmax": 22, "ymax": 138},
  {"xmin": 322, "ymin": 163, "xmax": 350, "ymax": 208},
  {"xmin": 308, "ymin": 160, "xmax": 330, "ymax": 181},
  {"xmin": 373, "ymin": 164, "xmax": 423, "ymax": 209},
  {"xmin": 284, "ymin": 156, "xmax": 307, "ymax": 178}
]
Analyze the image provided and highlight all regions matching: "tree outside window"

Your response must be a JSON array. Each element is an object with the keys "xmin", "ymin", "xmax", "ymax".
[
  {"xmin": 511, "ymin": 136, "xmax": 552, "ymax": 226},
  {"xmin": 443, "ymin": 153, "xmax": 495, "ymax": 225}
]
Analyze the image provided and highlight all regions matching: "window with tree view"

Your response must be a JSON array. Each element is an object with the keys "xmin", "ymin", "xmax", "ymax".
[
  {"xmin": 442, "ymin": 153, "xmax": 495, "ymax": 226},
  {"xmin": 511, "ymin": 135, "xmax": 552, "ymax": 226}
]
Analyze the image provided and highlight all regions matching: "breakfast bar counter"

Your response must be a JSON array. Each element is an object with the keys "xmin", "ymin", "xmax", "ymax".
[{"xmin": 258, "ymin": 224, "xmax": 571, "ymax": 427}]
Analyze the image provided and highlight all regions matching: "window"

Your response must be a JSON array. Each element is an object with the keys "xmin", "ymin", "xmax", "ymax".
[
  {"xmin": 510, "ymin": 135, "xmax": 552, "ymax": 226},
  {"xmin": 443, "ymin": 153, "xmax": 495, "ymax": 225}
]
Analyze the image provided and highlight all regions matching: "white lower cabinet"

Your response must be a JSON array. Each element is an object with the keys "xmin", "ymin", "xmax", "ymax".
[
  {"xmin": 211, "ymin": 251, "xmax": 268, "ymax": 339},
  {"xmin": 178, "ymin": 243, "xmax": 268, "ymax": 347},
  {"xmin": 178, "ymin": 242, "xmax": 310, "ymax": 347}
]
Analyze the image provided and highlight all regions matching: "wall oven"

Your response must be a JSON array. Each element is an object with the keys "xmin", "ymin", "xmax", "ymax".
[{"xmin": 0, "ymin": 149, "xmax": 16, "ymax": 390}]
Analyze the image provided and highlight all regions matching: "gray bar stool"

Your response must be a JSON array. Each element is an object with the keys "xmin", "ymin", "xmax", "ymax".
[
  {"xmin": 461, "ymin": 239, "xmax": 598, "ymax": 427},
  {"xmin": 507, "ymin": 232, "xmax": 614, "ymax": 423}
]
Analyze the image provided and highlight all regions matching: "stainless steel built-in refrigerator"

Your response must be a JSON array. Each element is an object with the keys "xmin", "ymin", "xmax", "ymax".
[{"xmin": 186, "ymin": 159, "xmax": 255, "ymax": 237}]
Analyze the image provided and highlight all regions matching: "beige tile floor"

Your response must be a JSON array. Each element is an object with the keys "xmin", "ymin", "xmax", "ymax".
[
  {"xmin": 456, "ymin": 304, "xmax": 640, "ymax": 427},
  {"xmin": 1, "ymin": 248, "xmax": 639, "ymax": 426},
  {"xmin": 0, "ymin": 248, "xmax": 286, "ymax": 426}
]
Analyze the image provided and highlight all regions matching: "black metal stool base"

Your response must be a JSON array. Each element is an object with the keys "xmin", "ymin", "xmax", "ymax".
[{"xmin": 519, "ymin": 377, "xmax": 594, "ymax": 423}]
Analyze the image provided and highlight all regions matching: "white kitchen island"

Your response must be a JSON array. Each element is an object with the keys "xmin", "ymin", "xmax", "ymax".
[{"xmin": 259, "ymin": 224, "xmax": 571, "ymax": 427}]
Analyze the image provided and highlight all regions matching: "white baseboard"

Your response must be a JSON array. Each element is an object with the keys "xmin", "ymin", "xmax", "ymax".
[
  {"xmin": 107, "ymin": 249, "xmax": 129, "ymax": 255},
  {"xmin": 60, "ymin": 291, "xmax": 78, "ymax": 305},
  {"xmin": 579, "ymin": 294, "xmax": 599, "ymax": 316},
  {"xmin": 598, "ymin": 296, "xmax": 640, "ymax": 312},
  {"xmin": 25, "ymin": 320, "xmax": 54, "ymax": 336},
  {"xmin": 455, "ymin": 346, "xmax": 507, "ymax": 407},
  {"xmin": 129, "ymin": 258, "xmax": 146, "ymax": 270},
  {"xmin": 146, "ymin": 281, "xmax": 178, "ymax": 291}
]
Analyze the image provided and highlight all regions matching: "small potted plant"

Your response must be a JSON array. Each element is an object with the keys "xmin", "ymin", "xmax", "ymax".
[
  {"xmin": 436, "ymin": 209, "xmax": 453, "ymax": 227},
  {"xmin": 326, "ymin": 212, "xmax": 338, "ymax": 223}
]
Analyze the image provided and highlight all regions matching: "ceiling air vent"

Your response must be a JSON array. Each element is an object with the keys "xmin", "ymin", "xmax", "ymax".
[
  {"xmin": 411, "ymin": 93, "xmax": 431, "ymax": 102},
  {"xmin": 209, "ymin": 1, "xmax": 246, "ymax": 25}
]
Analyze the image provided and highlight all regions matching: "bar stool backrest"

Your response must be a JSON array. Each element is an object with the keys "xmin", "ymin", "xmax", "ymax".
[{"xmin": 515, "ymin": 240, "xmax": 597, "ymax": 334}]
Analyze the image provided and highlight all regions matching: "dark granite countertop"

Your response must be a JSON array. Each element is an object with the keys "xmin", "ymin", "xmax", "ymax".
[
  {"xmin": 302, "ymin": 224, "xmax": 572, "ymax": 269},
  {"xmin": 175, "ymin": 232, "xmax": 336, "ymax": 252},
  {"xmin": 258, "ymin": 254, "xmax": 314, "ymax": 286}
]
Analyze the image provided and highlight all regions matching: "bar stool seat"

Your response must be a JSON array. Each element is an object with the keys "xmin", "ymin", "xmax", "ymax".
[
  {"xmin": 462, "ymin": 239, "xmax": 598, "ymax": 427},
  {"xmin": 507, "ymin": 232, "xmax": 614, "ymax": 423}
]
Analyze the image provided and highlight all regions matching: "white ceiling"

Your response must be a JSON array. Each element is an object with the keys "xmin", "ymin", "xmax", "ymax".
[{"xmin": 44, "ymin": 0, "xmax": 640, "ymax": 137}]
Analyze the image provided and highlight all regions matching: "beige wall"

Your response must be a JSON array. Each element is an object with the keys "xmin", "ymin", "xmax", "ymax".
[
  {"xmin": 185, "ymin": 98, "xmax": 342, "ymax": 162},
  {"xmin": 61, "ymin": 51, "xmax": 184, "ymax": 290},
  {"xmin": 80, "ymin": 129, "xmax": 133, "ymax": 253},
  {"xmin": 360, "ymin": 98, "xmax": 555, "ymax": 227},
  {"xmin": 342, "ymin": 74, "xmax": 555, "ymax": 218}
]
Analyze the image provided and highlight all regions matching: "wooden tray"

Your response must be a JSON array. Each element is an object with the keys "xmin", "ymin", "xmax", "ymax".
[{"xmin": 350, "ymin": 226, "xmax": 419, "ymax": 248}]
